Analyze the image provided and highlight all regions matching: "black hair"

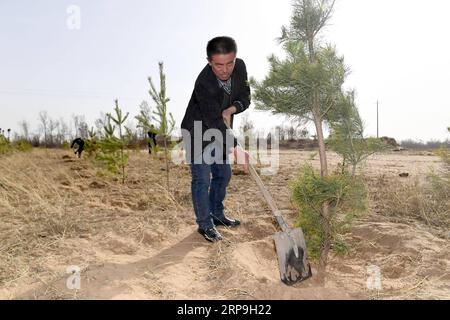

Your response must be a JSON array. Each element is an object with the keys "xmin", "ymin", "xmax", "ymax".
[{"xmin": 206, "ymin": 36, "xmax": 237, "ymax": 60}]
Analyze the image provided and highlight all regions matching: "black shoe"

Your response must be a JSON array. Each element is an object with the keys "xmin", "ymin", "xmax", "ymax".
[
  {"xmin": 197, "ymin": 227, "xmax": 223, "ymax": 242},
  {"xmin": 213, "ymin": 216, "xmax": 241, "ymax": 228}
]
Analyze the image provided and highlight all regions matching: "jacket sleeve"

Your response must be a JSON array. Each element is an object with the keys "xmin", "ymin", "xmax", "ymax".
[
  {"xmin": 194, "ymin": 81, "xmax": 237, "ymax": 148},
  {"xmin": 232, "ymin": 60, "xmax": 251, "ymax": 115}
]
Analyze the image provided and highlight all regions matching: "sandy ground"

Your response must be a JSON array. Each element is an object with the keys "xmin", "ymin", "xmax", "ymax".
[{"xmin": 0, "ymin": 149, "xmax": 448, "ymax": 300}]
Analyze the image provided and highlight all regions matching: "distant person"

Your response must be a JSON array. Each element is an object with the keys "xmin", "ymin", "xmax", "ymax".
[
  {"xmin": 70, "ymin": 137, "xmax": 85, "ymax": 158},
  {"xmin": 181, "ymin": 36, "xmax": 250, "ymax": 243},
  {"xmin": 147, "ymin": 125, "xmax": 157, "ymax": 154}
]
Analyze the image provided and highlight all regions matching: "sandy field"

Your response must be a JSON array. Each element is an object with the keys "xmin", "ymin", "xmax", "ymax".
[{"xmin": 0, "ymin": 148, "xmax": 448, "ymax": 300}]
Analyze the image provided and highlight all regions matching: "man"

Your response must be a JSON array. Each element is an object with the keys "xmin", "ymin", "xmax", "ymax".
[
  {"xmin": 147, "ymin": 125, "xmax": 157, "ymax": 154},
  {"xmin": 70, "ymin": 137, "xmax": 85, "ymax": 158},
  {"xmin": 181, "ymin": 36, "xmax": 250, "ymax": 243}
]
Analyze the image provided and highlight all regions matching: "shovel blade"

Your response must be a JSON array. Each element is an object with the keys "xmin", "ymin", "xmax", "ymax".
[{"xmin": 273, "ymin": 228, "xmax": 312, "ymax": 285}]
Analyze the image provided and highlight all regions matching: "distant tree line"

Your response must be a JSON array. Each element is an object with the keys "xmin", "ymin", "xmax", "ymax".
[
  {"xmin": 400, "ymin": 139, "xmax": 450, "ymax": 150},
  {"xmin": 5, "ymin": 111, "xmax": 151, "ymax": 149}
]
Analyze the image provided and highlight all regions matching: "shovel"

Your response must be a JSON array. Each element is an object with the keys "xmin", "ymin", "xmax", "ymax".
[{"xmin": 225, "ymin": 122, "xmax": 312, "ymax": 285}]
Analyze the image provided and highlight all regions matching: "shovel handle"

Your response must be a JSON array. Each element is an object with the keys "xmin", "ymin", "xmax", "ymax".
[{"xmin": 224, "ymin": 122, "xmax": 290, "ymax": 233}]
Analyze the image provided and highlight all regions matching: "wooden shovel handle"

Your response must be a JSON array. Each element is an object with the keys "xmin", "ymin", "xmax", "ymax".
[{"xmin": 224, "ymin": 122, "xmax": 290, "ymax": 232}]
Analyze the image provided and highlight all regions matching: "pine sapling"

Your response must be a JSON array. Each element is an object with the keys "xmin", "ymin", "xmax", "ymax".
[
  {"xmin": 97, "ymin": 100, "xmax": 131, "ymax": 183},
  {"xmin": 148, "ymin": 62, "xmax": 175, "ymax": 191}
]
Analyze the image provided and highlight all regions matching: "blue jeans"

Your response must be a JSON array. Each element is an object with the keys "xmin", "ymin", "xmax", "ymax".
[{"xmin": 190, "ymin": 159, "xmax": 232, "ymax": 230}]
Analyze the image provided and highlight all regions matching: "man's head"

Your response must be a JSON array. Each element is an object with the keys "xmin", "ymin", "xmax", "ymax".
[{"xmin": 207, "ymin": 36, "xmax": 237, "ymax": 81}]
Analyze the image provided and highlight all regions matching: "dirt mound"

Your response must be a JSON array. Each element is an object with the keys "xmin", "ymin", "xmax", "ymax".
[
  {"xmin": 380, "ymin": 136, "xmax": 399, "ymax": 147},
  {"xmin": 279, "ymin": 139, "xmax": 319, "ymax": 150}
]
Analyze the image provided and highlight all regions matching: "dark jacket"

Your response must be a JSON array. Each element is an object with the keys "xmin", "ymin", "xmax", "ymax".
[
  {"xmin": 181, "ymin": 58, "xmax": 251, "ymax": 159},
  {"xmin": 70, "ymin": 137, "xmax": 85, "ymax": 149}
]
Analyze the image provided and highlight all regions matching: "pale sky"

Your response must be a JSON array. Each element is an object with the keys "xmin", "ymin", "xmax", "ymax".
[{"xmin": 0, "ymin": 0, "xmax": 449, "ymax": 141}]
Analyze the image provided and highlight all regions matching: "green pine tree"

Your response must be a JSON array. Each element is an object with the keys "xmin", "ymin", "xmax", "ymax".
[
  {"xmin": 0, "ymin": 133, "xmax": 13, "ymax": 154},
  {"xmin": 250, "ymin": 0, "xmax": 353, "ymax": 278},
  {"xmin": 327, "ymin": 91, "xmax": 387, "ymax": 176},
  {"xmin": 96, "ymin": 100, "xmax": 131, "ymax": 184},
  {"xmin": 148, "ymin": 62, "xmax": 175, "ymax": 190}
]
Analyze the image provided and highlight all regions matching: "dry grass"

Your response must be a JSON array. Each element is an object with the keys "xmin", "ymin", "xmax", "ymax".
[
  {"xmin": 0, "ymin": 148, "xmax": 192, "ymax": 289},
  {"xmin": 368, "ymin": 173, "xmax": 450, "ymax": 234},
  {"xmin": 1, "ymin": 148, "xmax": 448, "ymax": 300}
]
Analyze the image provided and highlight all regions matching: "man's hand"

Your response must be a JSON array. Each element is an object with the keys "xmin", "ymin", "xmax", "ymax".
[
  {"xmin": 232, "ymin": 146, "xmax": 250, "ymax": 174},
  {"xmin": 222, "ymin": 106, "xmax": 237, "ymax": 128}
]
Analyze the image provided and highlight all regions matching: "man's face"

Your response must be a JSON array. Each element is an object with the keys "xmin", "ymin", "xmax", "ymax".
[{"xmin": 208, "ymin": 52, "xmax": 236, "ymax": 81}]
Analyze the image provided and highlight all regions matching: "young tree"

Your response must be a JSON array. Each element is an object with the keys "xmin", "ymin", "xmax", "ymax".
[
  {"xmin": 84, "ymin": 127, "xmax": 100, "ymax": 159},
  {"xmin": 239, "ymin": 113, "xmax": 255, "ymax": 151},
  {"xmin": 239, "ymin": 113, "xmax": 255, "ymax": 135},
  {"xmin": 275, "ymin": 125, "xmax": 285, "ymax": 141},
  {"xmin": 0, "ymin": 133, "xmax": 13, "ymax": 154},
  {"xmin": 72, "ymin": 114, "xmax": 89, "ymax": 139},
  {"xmin": 298, "ymin": 127, "xmax": 310, "ymax": 139},
  {"xmin": 328, "ymin": 92, "xmax": 386, "ymax": 176},
  {"xmin": 94, "ymin": 112, "xmax": 108, "ymax": 139},
  {"xmin": 57, "ymin": 117, "xmax": 69, "ymax": 146},
  {"xmin": 48, "ymin": 118, "xmax": 59, "ymax": 147},
  {"xmin": 287, "ymin": 126, "xmax": 296, "ymax": 141},
  {"xmin": 135, "ymin": 101, "xmax": 152, "ymax": 136},
  {"xmin": 135, "ymin": 100, "xmax": 158, "ymax": 154},
  {"xmin": 19, "ymin": 120, "xmax": 30, "ymax": 141},
  {"xmin": 148, "ymin": 62, "xmax": 175, "ymax": 190},
  {"xmin": 39, "ymin": 111, "xmax": 49, "ymax": 147},
  {"xmin": 251, "ymin": 0, "xmax": 346, "ymax": 278},
  {"xmin": 96, "ymin": 100, "xmax": 131, "ymax": 184}
]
